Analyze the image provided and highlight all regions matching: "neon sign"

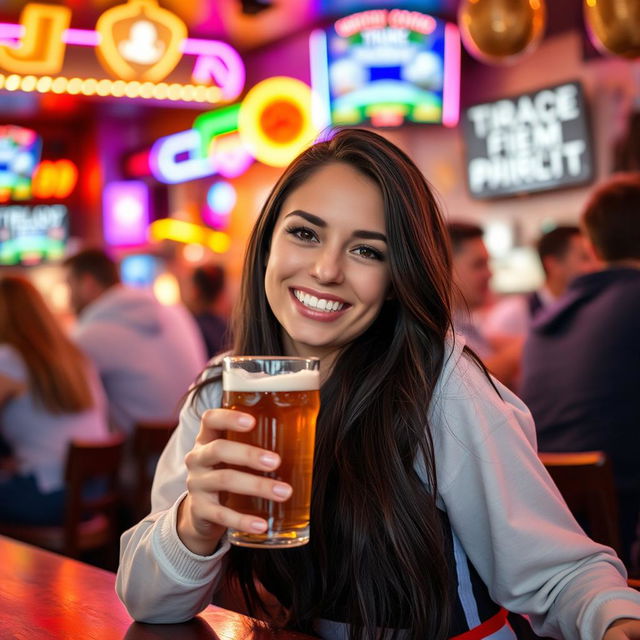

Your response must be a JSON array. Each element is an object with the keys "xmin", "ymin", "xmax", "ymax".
[
  {"xmin": 204, "ymin": 181, "xmax": 236, "ymax": 230},
  {"xmin": 0, "ymin": 4, "xmax": 71, "ymax": 75},
  {"xmin": 149, "ymin": 218, "xmax": 230, "ymax": 254},
  {"xmin": 237, "ymin": 76, "xmax": 317, "ymax": 167},
  {"xmin": 103, "ymin": 180, "xmax": 150, "ymax": 247},
  {"xmin": 0, "ymin": 125, "xmax": 42, "ymax": 202},
  {"xmin": 0, "ymin": 1, "xmax": 245, "ymax": 105},
  {"xmin": 146, "ymin": 76, "xmax": 318, "ymax": 184},
  {"xmin": 0, "ymin": 125, "xmax": 79, "ymax": 203}
]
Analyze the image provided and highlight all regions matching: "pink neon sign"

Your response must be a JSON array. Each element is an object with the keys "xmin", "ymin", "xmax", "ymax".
[
  {"xmin": 0, "ymin": 2, "xmax": 245, "ymax": 104},
  {"xmin": 103, "ymin": 180, "xmax": 150, "ymax": 247}
]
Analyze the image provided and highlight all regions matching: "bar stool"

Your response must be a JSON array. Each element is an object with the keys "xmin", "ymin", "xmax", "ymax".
[
  {"xmin": 132, "ymin": 420, "xmax": 177, "ymax": 519},
  {"xmin": 0, "ymin": 433, "xmax": 125, "ymax": 559},
  {"xmin": 539, "ymin": 450, "xmax": 621, "ymax": 555}
]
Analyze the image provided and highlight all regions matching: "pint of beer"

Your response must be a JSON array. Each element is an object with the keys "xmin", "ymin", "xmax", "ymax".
[{"xmin": 222, "ymin": 356, "xmax": 320, "ymax": 548}]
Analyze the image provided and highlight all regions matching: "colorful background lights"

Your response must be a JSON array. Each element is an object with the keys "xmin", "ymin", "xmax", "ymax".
[
  {"xmin": 204, "ymin": 180, "xmax": 236, "ymax": 230},
  {"xmin": 102, "ymin": 180, "xmax": 150, "ymax": 247}
]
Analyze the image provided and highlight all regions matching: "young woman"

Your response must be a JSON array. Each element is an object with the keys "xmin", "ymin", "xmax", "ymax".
[
  {"xmin": 0, "ymin": 276, "xmax": 109, "ymax": 525},
  {"xmin": 117, "ymin": 129, "xmax": 640, "ymax": 640}
]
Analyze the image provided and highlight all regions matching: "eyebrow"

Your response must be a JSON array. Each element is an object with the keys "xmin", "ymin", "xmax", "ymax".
[{"xmin": 285, "ymin": 210, "xmax": 388, "ymax": 243}]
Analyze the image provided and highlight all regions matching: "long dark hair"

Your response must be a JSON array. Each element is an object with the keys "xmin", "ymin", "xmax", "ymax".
[{"xmin": 196, "ymin": 129, "xmax": 454, "ymax": 639}]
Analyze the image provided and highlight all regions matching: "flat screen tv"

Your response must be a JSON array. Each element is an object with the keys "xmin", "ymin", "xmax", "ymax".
[
  {"xmin": 0, "ymin": 204, "xmax": 68, "ymax": 266},
  {"xmin": 311, "ymin": 9, "xmax": 460, "ymax": 128}
]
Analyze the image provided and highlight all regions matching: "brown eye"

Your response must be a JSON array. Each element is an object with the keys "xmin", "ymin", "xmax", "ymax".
[
  {"xmin": 285, "ymin": 226, "xmax": 318, "ymax": 243},
  {"xmin": 354, "ymin": 245, "xmax": 384, "ymax": 261}
]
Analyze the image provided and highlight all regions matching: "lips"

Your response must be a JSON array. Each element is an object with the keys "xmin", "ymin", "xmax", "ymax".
[{"xmin": 289, "ymin": 288, "xmax": 350, "ymax": 322}]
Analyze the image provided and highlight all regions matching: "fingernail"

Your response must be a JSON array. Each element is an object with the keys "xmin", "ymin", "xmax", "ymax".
[
  {"xmin": 272, "ymin": 483, "xmax": 292, "ymax": 498},
  {"xmin": 238, "ymin": 415, "xmax": 254, "ymax": 427},
  {"xmin": 250, "ymin": 520, "xmax": 266, "ymax": 532},
  {"xmin": 259, "ymin": 453, "xmax": 278, "ymax": 467}
]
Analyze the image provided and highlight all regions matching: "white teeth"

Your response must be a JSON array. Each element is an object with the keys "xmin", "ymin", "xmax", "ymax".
[{"xmin": 293, "ymin": 290, "xmax": 344, "ymax": 313}]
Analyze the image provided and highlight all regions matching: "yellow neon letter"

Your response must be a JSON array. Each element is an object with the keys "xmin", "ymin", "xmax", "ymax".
[
  {"xmin": 96, "ymin": 0, "xmax": 187, "ymax": 82},
  {"xmin": 0, "ymin": 4, "xmax": 71, "ymax": 75}
]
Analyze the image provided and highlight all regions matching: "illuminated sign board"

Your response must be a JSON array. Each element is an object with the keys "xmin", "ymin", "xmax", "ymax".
[
  {"xmin": 310, "ymin": 9, "xmax": 460, "ymax": 128},
  {"xmin": 462, "ymin": 81, "xmax": 594, "ymax": 199},
  {"xmin": 0, "ymin": 125, "xmax": 78, "ymax": 203},
  {"xmin": 139, "ymin": 76, "xmax": 317, "ymax": 184},
  {"xmin": 0, "ymin": 203, "xmax": 68, "ymax": 265},
  {"xmin": 0, "ymin": 1, "xmax": 245, "ymax": 105},
  {"xmin": 103, "ymin": 180, "xmax": 150, "ymax": 247},
  {"xmin": 0, "ymin": 125, "xmax": 42, "ymax": 201}
]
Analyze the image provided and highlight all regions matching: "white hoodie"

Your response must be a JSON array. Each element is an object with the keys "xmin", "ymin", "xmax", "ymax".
[
  {"xmin": 116, "ymin": 335, "xmax": 640, "ymax": 639},
  {"xmin": 73, "ymin": 285, "xmax": 206, "ymax": 434}
]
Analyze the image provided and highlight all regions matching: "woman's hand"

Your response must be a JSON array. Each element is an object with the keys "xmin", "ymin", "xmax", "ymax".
[
  {"xmin": 176, "ymin": 408, "xmax": 292, "ymax": 556},
  {"xmin": 603, "ymin": 619, "xmax": 640, "ymax": 639}
]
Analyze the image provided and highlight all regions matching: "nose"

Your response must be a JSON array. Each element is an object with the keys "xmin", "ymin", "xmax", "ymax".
[{"xmin": 310, "ymin": 245, "xmax": 344, "ymax": 285}]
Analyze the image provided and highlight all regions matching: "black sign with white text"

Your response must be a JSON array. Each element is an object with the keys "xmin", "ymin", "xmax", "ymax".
[{"xmin": 462, "ymin": 81, "xmax": 594, "ymax": 199}]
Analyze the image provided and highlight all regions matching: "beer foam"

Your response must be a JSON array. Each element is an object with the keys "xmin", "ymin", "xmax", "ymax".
[{"xmin": 223, "ymin": 368, "xmax": 319, "ymax": 392}]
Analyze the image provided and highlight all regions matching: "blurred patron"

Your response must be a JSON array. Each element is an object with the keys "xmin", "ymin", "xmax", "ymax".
[
  {"xmin": 64, "ymin": 249, "xmax": 206, "ymax": 435},
  {"xmin": 447, "ymin": 221, "xmax": 522, "ymax": 388},
  {"xmin": 185, "ymin": 264, "xmax": 230, "ymax": 360},
  {"xmin": 485, "ymin": 226, "xmax": 599, "ymax": 338},
  {"xmin": 521, "ymin": 174, "xmax": 640, "ymax": 566},
  {"xmin": 0, "ymin": 276, "xmax": 109, "ymax": 525}
]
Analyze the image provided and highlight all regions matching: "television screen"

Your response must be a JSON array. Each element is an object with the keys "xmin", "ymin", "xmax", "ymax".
[
  {"xmin": 313, "ymin": 9, "xmax": 460, "ymax": 128},
  {"xmin": 0, "ymin": 204, "xmax": 68, "ymax": 266}
]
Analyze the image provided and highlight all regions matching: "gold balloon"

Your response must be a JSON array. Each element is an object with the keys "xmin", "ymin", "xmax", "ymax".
[
  {"xmin": 584, "ymin": 0, "xmax": 640, "ymax": 59},
  {"xmin": 458, "ymin": 0, "xmax": 547, "ymax": 65}
]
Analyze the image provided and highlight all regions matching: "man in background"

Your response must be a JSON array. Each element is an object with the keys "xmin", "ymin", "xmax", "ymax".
[
  {"xmin": 485, "ymin": 226, "xmax": 598, "ymax": 338},
  {"xmin": 64, "ymin": 249, "xmax": 206, "ymax": 435},
  {"xmin": 521, "ymin": 174, "xmax": 640, "ymax": 567},
  {"xmin": 185, "ymin": 264, "xmax": 230, "ymax": 360},
  {"xmin": 447, "ymin": 221, "xmax": 522, "ymax": 388}
]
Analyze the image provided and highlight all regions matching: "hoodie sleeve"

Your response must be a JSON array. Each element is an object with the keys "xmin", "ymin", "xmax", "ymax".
[
  {"xmin": 430, "ymin": 343, "xmax": 640, "ymax": 640},
  {"xmin": 116, "ymin": 378, "xmax": 231, "ymax": 622}
]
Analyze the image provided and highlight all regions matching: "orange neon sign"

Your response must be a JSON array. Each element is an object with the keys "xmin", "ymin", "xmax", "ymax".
[
  {"xmin": 31, "ymin": 160, "xmax": 78, "ymax": 200},
  {"xmin": 0, "ymin": 4, "xmax": 71, "ymax": 76},
  {"xmin": 95, "ymin": 0, "xmax": 187, "ymax": 82},
  {"xmin": 0, "ymin": 1, "xmax": 245, "ymax": 104}
]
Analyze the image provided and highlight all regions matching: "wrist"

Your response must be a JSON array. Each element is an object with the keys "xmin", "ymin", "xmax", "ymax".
[{"xmin": 177, "ymin": 495, "xmax": 226, "ymax": 556}]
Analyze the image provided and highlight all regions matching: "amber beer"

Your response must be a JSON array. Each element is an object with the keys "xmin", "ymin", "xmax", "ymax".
[{"xmin": 222, "ymin": 357, "xmax": 320, "ymax": 548}]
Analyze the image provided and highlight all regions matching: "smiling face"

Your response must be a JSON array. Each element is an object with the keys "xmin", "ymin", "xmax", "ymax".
[{"xmin": 264, "ymin": 162, "xmax": 391, "ymax": 367}]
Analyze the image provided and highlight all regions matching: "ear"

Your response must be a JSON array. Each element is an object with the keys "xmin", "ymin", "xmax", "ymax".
[{"xmin": 586, "ymin": 238, "xmax": 604, "ymax": 262}]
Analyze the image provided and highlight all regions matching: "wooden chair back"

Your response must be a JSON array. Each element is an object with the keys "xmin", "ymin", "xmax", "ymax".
[
  {"xmin": 0, "ymin": 433, "xmax": 125, "ymax": 559},
  {"xmin": 132, "ymin": 420, "xmax": 176, "ymax": 519},
  {"xmin": 539, "ymin": 451, "xmax": 621, "ymax": 555}
]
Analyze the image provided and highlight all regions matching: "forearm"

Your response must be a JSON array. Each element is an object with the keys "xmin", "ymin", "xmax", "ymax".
[{"xmin": 116, "ymin": 494, "xmax": 230, "ymax": 623}]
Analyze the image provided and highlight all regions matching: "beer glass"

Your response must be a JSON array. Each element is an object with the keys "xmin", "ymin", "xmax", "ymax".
[{"xmin": 222, "ymin": 356, "xmax": 320, "ymax": 548}]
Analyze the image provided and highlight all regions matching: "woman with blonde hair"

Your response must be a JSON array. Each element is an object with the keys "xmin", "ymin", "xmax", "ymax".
[{"xmin": 0, "ymin": 275, "xmax": 109, "ymax": 525}]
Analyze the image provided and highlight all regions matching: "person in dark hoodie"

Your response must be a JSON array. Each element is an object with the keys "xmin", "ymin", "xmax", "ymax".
[
  {"xmin": 185, "ymin": 264, "xmax": 230, "ymax": 360},
  {"xmin": 64, "ymin": 249, "xmax": 206, "ymax": 436},
  {"xmin": 520, "ymin": 173, "xmax": 640, "ymax": 567}
]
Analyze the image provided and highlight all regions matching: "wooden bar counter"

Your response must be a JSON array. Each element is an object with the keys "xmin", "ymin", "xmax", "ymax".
[{"xmin": 0, "ymin": 535, "xmax": 313, "ymax": 639}]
